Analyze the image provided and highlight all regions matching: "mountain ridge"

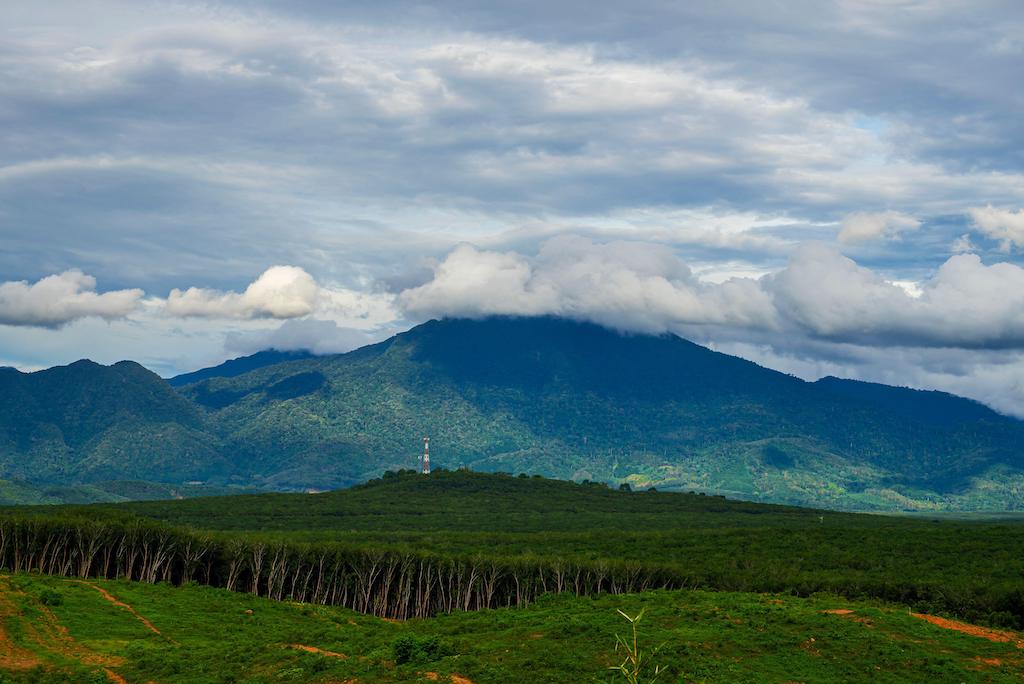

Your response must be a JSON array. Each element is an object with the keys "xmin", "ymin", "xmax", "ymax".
[
  {"xmin": 0, "ymin": 358, "xmax": 229, "ymax": 485},
  {"xmin": 3, "ymin": 316, "xmax": 1023, "ymax": 510},
  {"xmin": 167, "ymin": 349, "xmax": 318, "ymax": 387}
]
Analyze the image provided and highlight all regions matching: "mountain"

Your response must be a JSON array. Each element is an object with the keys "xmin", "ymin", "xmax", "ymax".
[
  {"xmin": 813, "ymin": 375, "xmax": 998, "ymax": 425},
  {"xmin": 0, "ymin": 478, "xmax": 252, "ymax": 506},
  {"xmin": 4, "ymin": 317, "xmax": 1024, "ymax": 510},
  {"xmin": 0, "ymin": 360, "xmax": 230, "ymax": 485},
  {"xmin": 167, "ymin": 349, "xmax": 317, "ymax": 387},
  {"xmin": 177, "ymin": 317, "xmax": 1024, "ymax": 510}
]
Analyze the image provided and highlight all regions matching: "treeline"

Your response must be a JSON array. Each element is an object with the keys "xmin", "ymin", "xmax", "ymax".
[
  {"xmin": 3, "ymin": 513, "xmax": 1024, "ymax": 628},
  {"xmin": 0, "ymin": 515, "xmax": 685, "ymax": 619}
]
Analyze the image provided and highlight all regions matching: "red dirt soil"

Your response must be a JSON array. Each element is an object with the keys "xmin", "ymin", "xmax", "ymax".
[
  {"xmin": 104, "ymin": 667, "xmax": 128, "ymax": 683},
  {"xmin": 288, "ymin": 644, "xmax": 349, "ymax": 659},
  {"xmin": 912, "ymin": 613, "xmax": 1024, "ymax": 648},
  {"xmin": 420, "ymin": 674, "xmax": 475, "ymax": 684}
]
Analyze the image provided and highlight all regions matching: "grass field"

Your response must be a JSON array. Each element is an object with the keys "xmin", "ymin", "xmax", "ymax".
[{"xmin": 2, "ymin": 573, "xmax": 1024, "ymax": 683}]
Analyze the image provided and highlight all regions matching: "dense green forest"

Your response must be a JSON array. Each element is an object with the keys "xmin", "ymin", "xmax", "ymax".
[{"xmin": 4, "ymin": 317, "xmax": 1024, "ymax": 510}]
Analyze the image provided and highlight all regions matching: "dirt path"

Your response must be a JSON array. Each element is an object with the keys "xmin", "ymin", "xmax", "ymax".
[
  {"xmin": 0, "ymin": 576, "xmax": 126, "ymax": 681},
  {"xmin": 66, "ymin": 580, "xmax": 161, "ymax": 635},
  {"xmin": 104, "ymin": 667, "xmax": 128, "ymax": 683},
  {"xmin": 0, "ymin": 580, "xmax": 42, "ymax": 671},
  {"xmin": 0, "ymin": 589, "xmax": 42, "ymax": 671},
  {"xmin": 288, "ymin": 643, "xmax": 348, "ymax": 659},
  {"xmin": 912, "ymin": 613, "xmax": 1024, "ymax": 648}
]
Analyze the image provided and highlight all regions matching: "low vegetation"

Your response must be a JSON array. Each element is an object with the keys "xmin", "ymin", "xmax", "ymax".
[{"xmin": 2, "ymin": 573, "xmax": 1024, "ymax": 682}]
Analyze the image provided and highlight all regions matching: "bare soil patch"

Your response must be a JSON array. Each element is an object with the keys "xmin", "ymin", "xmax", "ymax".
[
  {"xmin": 912, "ymin": 613, "xmax": 1024, "ymax": 648},
  {"xmin": 288, "ymin": 643, "xmax": 348, "ymax": 659}
]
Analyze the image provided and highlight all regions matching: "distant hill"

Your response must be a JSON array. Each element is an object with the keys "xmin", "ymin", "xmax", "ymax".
[
  {"xmin": 167, "ymin": 349, "xmax": 316, "ymax": 387},
  {"xmin": 4, "ymin": 317, "xmax": 1024, "ymax": 510},
  {"xmin": 0, "ymin": 478, "xmax": 252, "ymax": 506},
  {"xmin": 0, "ymin": 360, "xmax": 229, "ymax": 485}
]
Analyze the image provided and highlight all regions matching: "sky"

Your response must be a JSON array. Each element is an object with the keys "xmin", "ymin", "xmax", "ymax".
[{"xmin": 2, "ymin": 1, "xmax": 1024, "ymax": 415}]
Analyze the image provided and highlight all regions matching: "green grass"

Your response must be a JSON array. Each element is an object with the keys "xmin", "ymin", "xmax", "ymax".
[{"xmin": 2, "ymin": 573, "xmax": 1024, "ymax": 683}]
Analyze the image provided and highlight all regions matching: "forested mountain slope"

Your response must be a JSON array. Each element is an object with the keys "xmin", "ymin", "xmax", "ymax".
[
  {"xmin": 180, "ymin": 317, "xmax": 1024, "ymax": 509},
  {"xmin": 3, "ymin": 317, "xmax": 1023, "ymax": 509},
  {"xmin": 0, "ymin": 360, "xmax": 228, "ymax": 485},
  {"xmin": 167, "ymin": 349, "xmax": 316, "ymax": 387}
]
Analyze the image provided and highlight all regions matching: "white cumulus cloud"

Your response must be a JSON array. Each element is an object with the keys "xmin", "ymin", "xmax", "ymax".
[
  {"xmin": 165, "ymin": 265, "xmax": 319, "ymax": 319},
  {"xmin": 0, "ymin": 270, "xmax": 143, "ymax": 328},
  {"xmin": 968, "ymin": 206, "xmax": 1024, "ymax": 252},
  {"xmin": 837, "ymin": 211, "xmax": 921, "ymax": 244},
  {"xmin": 401, "ymin": 236, "xmax": 1024, "ymax": 351},
  {"xmin": 400, "ymin": 235, "xmax": 778, "ymax": 333}
]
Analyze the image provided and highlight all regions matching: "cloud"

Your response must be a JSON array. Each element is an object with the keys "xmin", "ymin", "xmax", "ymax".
[
  {"xmin": 3, "ymin": 1, "xmax": 1024, "ymax": 417},
  {"xmin": 951, "ymin": 233, "xmax": 976, "ymax": 253},
  {"xmin": 968, "ymin": 206, "xmax": 1024, "ymax": 252},
  {"xmin": 711, "ymin": 339, "xmax": 1024, "ymax": 419},
  {"xmin": 768, "ymin": 243, "xmax": 910, "ymax": 337},
  {"xmin": 402, "ymin": 236, "xmax": 1024, "ymax": 351},
  {"xmin": 837, "ymin": 211, "xmax": 921, "ymax": 243},
  {"xmin": 224, "ymin": 318, "xmax": 395, "ymax": 356},
  {"xmin": 766, "ymin": 244, "xmax": 1024, "ymax": 348},
  {"xmin": 1, "ymin": 1, "xmax": 1022, "ymax": 330},
  {"xmin": 399, "ymin": 235, "xmax": 776, "ymax": 333},
  {"xmin": 165, "ymin": 266, "xmax": 318, "ymax": 319},
  {"xmin": 0, "ymin": 270, "xmax": 143, "ymax": 328}
]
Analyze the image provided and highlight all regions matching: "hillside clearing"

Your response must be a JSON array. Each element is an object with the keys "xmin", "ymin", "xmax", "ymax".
[{"xmin": 1, "ymin": 574, "xmax": 1023, "ymax": 682}]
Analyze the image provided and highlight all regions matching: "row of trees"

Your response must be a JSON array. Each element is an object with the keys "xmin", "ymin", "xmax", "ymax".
[{"xmin": 0, "ymin": 515, "xmax": 688, "ymax": 619}]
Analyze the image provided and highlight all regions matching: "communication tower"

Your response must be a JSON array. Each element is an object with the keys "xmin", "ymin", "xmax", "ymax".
[{"xmin": 422, "ymin": 436, "xmax": 430, "ymax": 474}]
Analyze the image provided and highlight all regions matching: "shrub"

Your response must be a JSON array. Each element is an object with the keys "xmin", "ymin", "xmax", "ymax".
[
  {"xmin": 392, "ymin": 634, "xmax": 451, "ymax": 664},
  {"xmin": 392, "ymin": 635, "xmax": 416, "ymax": 664},
  {"xmin": 39, "ymin": 589, "xmax": 63, "ymax": 606}
]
